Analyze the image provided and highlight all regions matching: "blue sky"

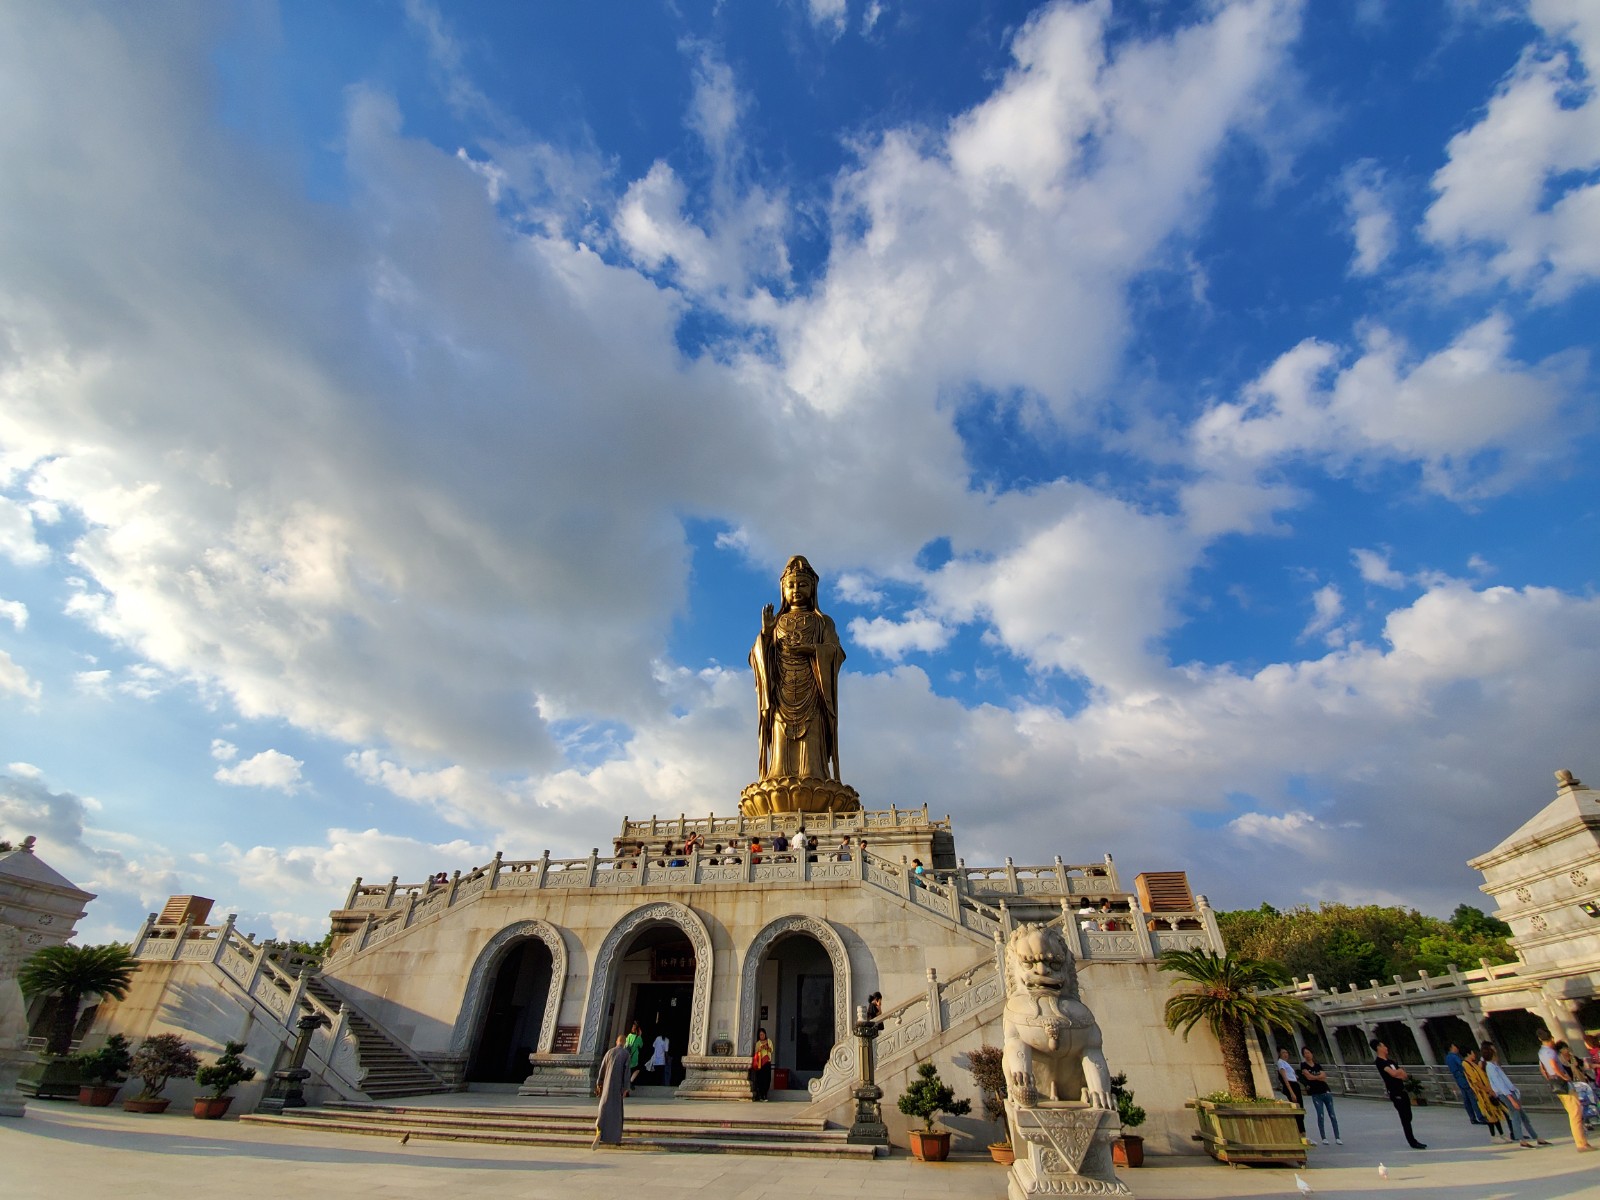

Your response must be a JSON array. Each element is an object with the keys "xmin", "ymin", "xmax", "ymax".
[{"xmin": 2, "ymin": 0, "xmax": 1597, "ymax": 945}]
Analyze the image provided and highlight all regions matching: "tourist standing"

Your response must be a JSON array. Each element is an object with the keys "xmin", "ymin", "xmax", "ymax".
[
  {"xmin": 1484, "ymin": 1044, "xmax": 1547, "ymax": 1147},
  {"xmin": 1540, "ymin": 1030, "xmax": 1593, "ymax": 1150},
  {"xmin": 1462, "ymin": 1048, "xmax": 1507, "ymax": 1141},
  {"xmin": 750, "ymin": 1028, "xmax": 774, "ymax": 1101},
  {"xmin": 1275, "ymin": 1048, "xmax": 1306, "ymax": 1137},
  {"xmin": 625, "ymin": 1021, "xmax": 645, "ymax": 1086},
  {"xmin": 1559, "ymin": 1042, "xmax": 1599, "ymax": 1128},
  {"xmin": 793, "ymin": 827, "xmax": 808, "ymax": 862},
  {"xmin": 1371, "ymin": 1039, "xmax": 1427, "ymax": 1149},
  {"xmin": 649, "ymin": 1031, "xmax": 669, "ymax": 1084},
  {"xmin": 594, "ymin": 1035, "xmax": 630, "ymax": 1148},
  {"xmin": 1445, "ymin": 1042, "xmax": 1486, "ymax": 1126},
  {"xmin": 835, "ymin": 835, "xmax": 851, "ymax": 862},
  {"xmin": 1299, "ymin": 1046, "xmax": 1341, "ymax": 1144}
]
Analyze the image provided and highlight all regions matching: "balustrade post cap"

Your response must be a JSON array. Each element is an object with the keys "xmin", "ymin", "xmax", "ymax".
[
  {"xmin": 452, "ymin": 869, "xmax": 461, "ymax": 880},
  {"xmin": 541, "ymin": 848, "xmax": 550, "ymax": 859},
  {"xmin": 1005, "ymin": 856, "xmax": 1014, "ymax": 866},
  {"xmin": 926, "ymin": 966, "xmax": 937, "ymax": 981},
  {"xmin": 389, "ymin": 875, "xmax": 399, "ymax": 883},
  {"xmin": 1054, "ymin": 855, "xmax": 1064, "ymax": 865},
  {"xmin": 352, "ymin": 876, "xmax": 362, "ymax": 886}
]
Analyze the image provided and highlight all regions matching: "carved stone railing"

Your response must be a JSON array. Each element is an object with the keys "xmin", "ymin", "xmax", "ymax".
[
  {"xmin": 618, "ymin": 803, "xmax": 953, "ymax": 843},
  {"xmin": 328, "ymin": 844, "xmax": 1012, "ymax": 966},
  {"xmin": 132, "ymin": 915, "xmax": 364, "ymax": 1096},
  {"xmin": 806, "ymin": 953, "xmax": 1006, "ymax": 1107},
  {"xmin": 955, "ymin": 855, "xmax": 1123, "ymax": 898}
]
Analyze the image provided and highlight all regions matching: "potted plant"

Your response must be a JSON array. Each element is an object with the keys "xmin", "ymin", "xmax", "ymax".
[
  {"xmin": 123, "ymin": 1033, "xmax": 200, "ymax": 1113},
  {"xmin": 72, "ymin": 1033, "xmax": 132, "ymax": 1106},
  {"xmin": 1109, "ymin": 1072, "xmax": 1146, "ymax": 1167},
  {"xmin": 897, "ymin": 1061, "xmax": 972, "ymax": 1161},
  {"xmin": 16, "ymin": 942, "xmax": 138, "ymax": 1100},
  {"xmin": 965, "ymin": 1044, "xmax": 1013, "ymax": 1164},
  {"xmin": 1159, "ymin": 949, "xmax": 1310, "ymax": 1166},
  {"xmin": 1402, "ymin": 1075, "xmax": 1428, "ymax": 1106},
  {"xmin": 193, "ymin": 1041, "xmax": 256, "ymax": 1119}
]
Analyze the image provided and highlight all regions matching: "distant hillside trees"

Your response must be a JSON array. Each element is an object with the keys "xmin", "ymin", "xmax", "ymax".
[{"xmin": 1216, "ymin": 903, "xmax": 1515, "ymax": 992}]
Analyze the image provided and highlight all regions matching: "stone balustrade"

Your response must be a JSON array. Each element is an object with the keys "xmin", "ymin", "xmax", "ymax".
[
  {"xmin": 327, "ymin": 842, "xmax": 1224, "ymax": 971},
  {"xmin": 617, "ymin": 803, "xmax": 952, "ymax": 842},
  {"xmin": 130, "ymin": 914, "xmax": 364, "ymax": 1095}
]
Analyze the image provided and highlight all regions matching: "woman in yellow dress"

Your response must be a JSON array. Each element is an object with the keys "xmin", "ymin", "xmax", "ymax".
[{"xmin": 1463, "ymin": 1047, "xmax": 1507, "ymax": 1141}]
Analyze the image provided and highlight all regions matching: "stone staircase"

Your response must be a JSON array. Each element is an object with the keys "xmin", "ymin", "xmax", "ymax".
[
  {"xmin": 239, "ymin": 1100, "xmax": 880, "ymax": 1158},
  {"xmin": 301, "ymin": 976, "xmax": 452, "ymax": 1099}
]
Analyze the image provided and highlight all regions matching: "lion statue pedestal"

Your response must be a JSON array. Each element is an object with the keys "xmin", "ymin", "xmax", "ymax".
[{"xmin": 1001, "ymin": 923, "xmax": 1128, "ymax": 1197}]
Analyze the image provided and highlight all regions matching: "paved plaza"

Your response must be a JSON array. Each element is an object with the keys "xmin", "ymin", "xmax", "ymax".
[{"xmin": 4, "ymin": 1093, "xmax": 1598, "ymax": 1200}]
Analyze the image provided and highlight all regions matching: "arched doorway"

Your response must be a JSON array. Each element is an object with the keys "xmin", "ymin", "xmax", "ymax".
[
  {"xmin": 738, "ymin": 916, "xmax": 852, "ymax": 1089},
  {"xmin": 466, "ymin": 936, "xmax": 554, "ymax": 1083},
  {"xmin": 580, "ymin": 901, "xmax": 714, "ymax": 1064}
]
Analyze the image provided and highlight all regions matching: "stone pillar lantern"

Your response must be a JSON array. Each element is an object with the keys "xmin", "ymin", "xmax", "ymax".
[
  {"xmin": 846, "ymin": 1005, "xmax": 888, "ymax": 1145},
  {"xmin": 258, "ymin": 1011, "xmax": 331, "ymax": 1113}
]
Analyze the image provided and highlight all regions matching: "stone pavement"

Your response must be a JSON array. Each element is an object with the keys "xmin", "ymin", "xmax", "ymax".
[{"xmin": 4, "ymin": 1093, "xmax": 1598, "ymax": 1200}]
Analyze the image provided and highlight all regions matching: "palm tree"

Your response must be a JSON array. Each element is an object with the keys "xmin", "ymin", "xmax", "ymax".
[
  {"xmin": 17, "ymin": 943, "xmax": 138, "ymax": 1055},
  {"xmin": 1159, "ymin": 949, "xmax": 1309, "ymax": 1100}
]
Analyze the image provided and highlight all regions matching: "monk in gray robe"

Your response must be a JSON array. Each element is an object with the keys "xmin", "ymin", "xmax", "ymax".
[{"xmin": 594, "ymin": 1035, "xmax": 630, "ymax": 1148}]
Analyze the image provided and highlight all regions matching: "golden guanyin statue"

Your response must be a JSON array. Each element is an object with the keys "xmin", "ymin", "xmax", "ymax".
[{"xmin": 740, "ymin": 556, "xmax": 860, "ymax": 816}]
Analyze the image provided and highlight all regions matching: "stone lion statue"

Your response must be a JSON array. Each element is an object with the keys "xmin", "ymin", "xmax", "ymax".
[{"xmin": 1001, "ymin": 922, "xmax": 1113, "ymax": 1109}]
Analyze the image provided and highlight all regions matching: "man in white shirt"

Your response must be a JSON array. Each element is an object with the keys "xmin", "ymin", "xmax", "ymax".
[{"xmin": 1540, "ymin": 1030, "xmax": 1593, "ymax": 1151}]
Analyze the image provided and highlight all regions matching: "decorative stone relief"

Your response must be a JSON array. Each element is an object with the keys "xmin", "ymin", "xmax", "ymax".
[
  {"xmin": 449, "ymin": 919, "xmax": 569, "ymax": 1060},
  {"xmin": 1516, "ymin": 886, "xmax": 1532, "ymax": 903},
  {"xmin": 736, "ymin": 914, "xmax": 853, "ymax": 1054},
  {"xmin": 579, "ymin": 901, "xmax": 714, "ymax": 1056},
  {"xmin": 1530, "ymin": 914, "xmax": 1548, "ymax": 932},
  {"xmin": 1571, "ymin": 869, "xmax": 1589, "ymax": 888}
]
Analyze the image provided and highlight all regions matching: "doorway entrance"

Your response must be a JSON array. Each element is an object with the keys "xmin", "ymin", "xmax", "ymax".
[
  {"xmin": 630, "ymin": 981, "xmax": 693, "ymax": 1085},
  {"xmin": 757, "ymin": 933, "xmax": 835, "ymax": 1087},
  {"xmin": 607, "ymin": 925, "xmax": 698, "ymax": 1084},
  {"xmin": 466, "ymin": 937, "xmax": 553, "ymax": 1083}
]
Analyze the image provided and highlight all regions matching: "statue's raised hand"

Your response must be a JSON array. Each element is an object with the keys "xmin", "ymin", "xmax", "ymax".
[{"xmin": 761, "ymin": 603, "xmax": 776, "ymax": 635}]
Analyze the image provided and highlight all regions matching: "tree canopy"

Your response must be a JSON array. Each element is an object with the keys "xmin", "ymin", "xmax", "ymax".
[
  {"xmin": 1216, "ymin": 902, "xmax": 1514, "ymax": 992},
  {"xmin": 1159, "ymin": 949, "xmax": 1310, "ymax": 1100}
]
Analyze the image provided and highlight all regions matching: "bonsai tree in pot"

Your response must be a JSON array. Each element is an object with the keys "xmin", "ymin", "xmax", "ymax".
[
  {"xmin": 897, "ymin": 1061, "xmax": 972, "ymax": 1161},
  {"xmin": 72, "ymin": 1033, "xmax": 133, "ymax": 1107},
  {"xmin": 1159, "ymin": 949, "xmax": 1311, "ymax": 1166},
  {"xmin": 193, "ymin": 1041, "xmax": 256, "ymax": 1119},
  {"xmin": 1109, "ymin": 1072, "xmax": 1147, "ymax": 1167},
  {"xmin": 124, "ymin": 1033, "xmax": 200, "ymax": 1114},
  {"xmin": 965, "ymin": 1044, "xmax": 1012, "ymax": 1164}
]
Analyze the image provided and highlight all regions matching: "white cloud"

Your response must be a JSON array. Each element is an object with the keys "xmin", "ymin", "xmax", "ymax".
[
  {"xmin": 806, "ymin": 0, "xmax": 849, "ymax": 39},
  {"xmin": 0, "ymin": 649, "xmax": 40, "ymax": 700},
  {"xmin": 1341, "ymin": 159, "xmax": 1396, "ymax": 276},
  {"xmin": 0, "ymin": 598, "xmax": 25, "ymax": 628},
  {"xmin": 6, "ymin": 762, "xmax": 42, "ymax": 779},
  {"xmin": 73, "ymin": 669, "xmax": 110, "ymax": 697},
  {"xmin": 222, "ymin": 827, "xmax": 491, "ymax": 898},
  {"xmin": 1423, "ymin": 0, "xmax": 1600, "ymax": 297},
  {"xmin": 1299, "ymin": 584, "xmax": 1351, "ymax": 646},
  {"xmin": 1353, "ymin": 547, "xmax": 1408, "ymax": 589},
  {"xmin": 0, "ymin": 494, "xmax": 49, "ymax": 565},
  {"xmin": 1192, "ymin": 314, "xmax": 1581, "ymax": 499},
  {"xmin": 210, "ymin": 738, "xmax": 238, "ymax": 762},
  {"xmin": 1229, "ymin": 809, "xmax": 1320, "ymax": 848},
  {"xmin": 214, "ymin": 749, "xmax": 305, "ymax": 793},
  {"xmin": 849, "ymin": 611, "xmax": 953, "ymax": 659}
]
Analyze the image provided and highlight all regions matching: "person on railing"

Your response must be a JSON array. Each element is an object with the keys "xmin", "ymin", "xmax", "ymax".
[
  {"xmin": 749, "ymin": 836, "xmax": 763, "ymax": 864},
  {"xmin": 911, "ymin": 858, "xmax": 927, "ymax": 887},
  {"xmin": 834, "ymin": 835, "xmax": 851, "ymax": 862},
  {"xmin": 773, "ymin": 831, "xmax": 789, "ymax": 861},
  {"xmin": 794, "ymin": 827, "xmax": 809, "ymax": 862}
]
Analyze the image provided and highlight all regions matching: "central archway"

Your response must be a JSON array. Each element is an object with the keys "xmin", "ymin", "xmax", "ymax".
[
  {"xmin": 580, "ymin": 901, "xmax": 713, "ymax": 1057},
  {"xmin": 449, "ymin": 919, "xmax": 568, "ymax": 1077}
]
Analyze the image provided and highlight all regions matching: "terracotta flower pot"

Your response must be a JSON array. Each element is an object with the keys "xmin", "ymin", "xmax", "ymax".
[
  {"xmin": 78, "ymin": 1085, "xmax": 121, "ymax": 1107},
  {"xmin": 909, "ymin": 1129, "xmax": 952, "ymax": 1161},
  {"xmin": 1112, "ymin": 1134, "xmax": 1144, "ymax": 1167},
  {"xmin": 122, "ymin": 1096, "xmax": 171, "ymax": 1114},
  {"xmin": 988, "ymin": 1142, "xmax": 1015, "ymax": 1165},
  {"xmin": 193, "ymin": 1096, "xmax": 234, "ymax": 1120}
]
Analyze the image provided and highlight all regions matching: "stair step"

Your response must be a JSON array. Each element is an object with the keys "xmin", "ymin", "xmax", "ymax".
[
  {"xmin": 323, "ymin": 1101, "xmax": 831, "ymax": 1131},
  {"xmin": 301, "ymin": 1107, "xmax": 842, "ymax": 1140},
  {"xmin": 239, "ymin": 1111, "xmax": 878, "ymax": 1158}
]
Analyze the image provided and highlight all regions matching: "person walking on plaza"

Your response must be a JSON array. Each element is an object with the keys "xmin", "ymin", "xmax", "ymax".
[
  {"xmin": 1445, "ymin": 1042, "xmax": 1486, "ymax": 1127},
  {"xmin": 1539, "ymin": 1030, "xmax": 1594, "ymax": 1151},
  {"xmin": 1483, "ymin": 1044, "xmax": 1548, "ymax": 1147},
  {"xmin": 1275, "ymin": 1047, "xmax": 1306, "ymax": 1137},
  {"xmin": 594, "ymin": 1035, "xmax": 630, "ymax": 1148},
  {"xmin": 1372, "ymin": 1039, "xmax": 1426, "ymax": 1149},
  {"xmin": 1299, "ymin": 1046, "xmax": 1341, "ymax": 1144},
  {"xmin": 750, "ymin": 1028, "xmax": 775, "ymax": 1101},
  {"xmin": 1462, "ymin": 1047, "xmax": 1507, "ymax": 1141}
]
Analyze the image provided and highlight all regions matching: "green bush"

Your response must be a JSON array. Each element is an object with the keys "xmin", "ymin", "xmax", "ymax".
[
  {"xmin": 897, "ymin": 1061, "xmax": 972, "ymax": 1132},
  {"xmin": 73, "ymin": 1034, "xmax": 133, "ymax": 1086},
  {"xmin": 128, "ymin": 1033, "xmax": 201, "ymax": 1100},
  {"xmin": 1109, "ymin": 1072, "xmax": 1145, "ymax": 1129},
  {"xmin": 195, "ymin": 1041, "xmax": 257, "ymax": 1099}
]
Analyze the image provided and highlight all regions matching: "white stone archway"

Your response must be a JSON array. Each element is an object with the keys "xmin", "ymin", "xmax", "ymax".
[
  {"xmin": 449, "ymin": 919, "xmax": 568, "ymax": 1060},
  {"xmin": 736, "ymin": 914, "xmax": 853, "ymax": 1055},
  {"xmin": 580, "ymin": 901, "xmax": 714, "ymax": 1056}
]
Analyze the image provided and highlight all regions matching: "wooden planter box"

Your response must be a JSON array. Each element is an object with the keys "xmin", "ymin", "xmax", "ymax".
[{"xmin": 1186, "ymin": 1098, "xmax": 1306, "ymax": 1167}]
